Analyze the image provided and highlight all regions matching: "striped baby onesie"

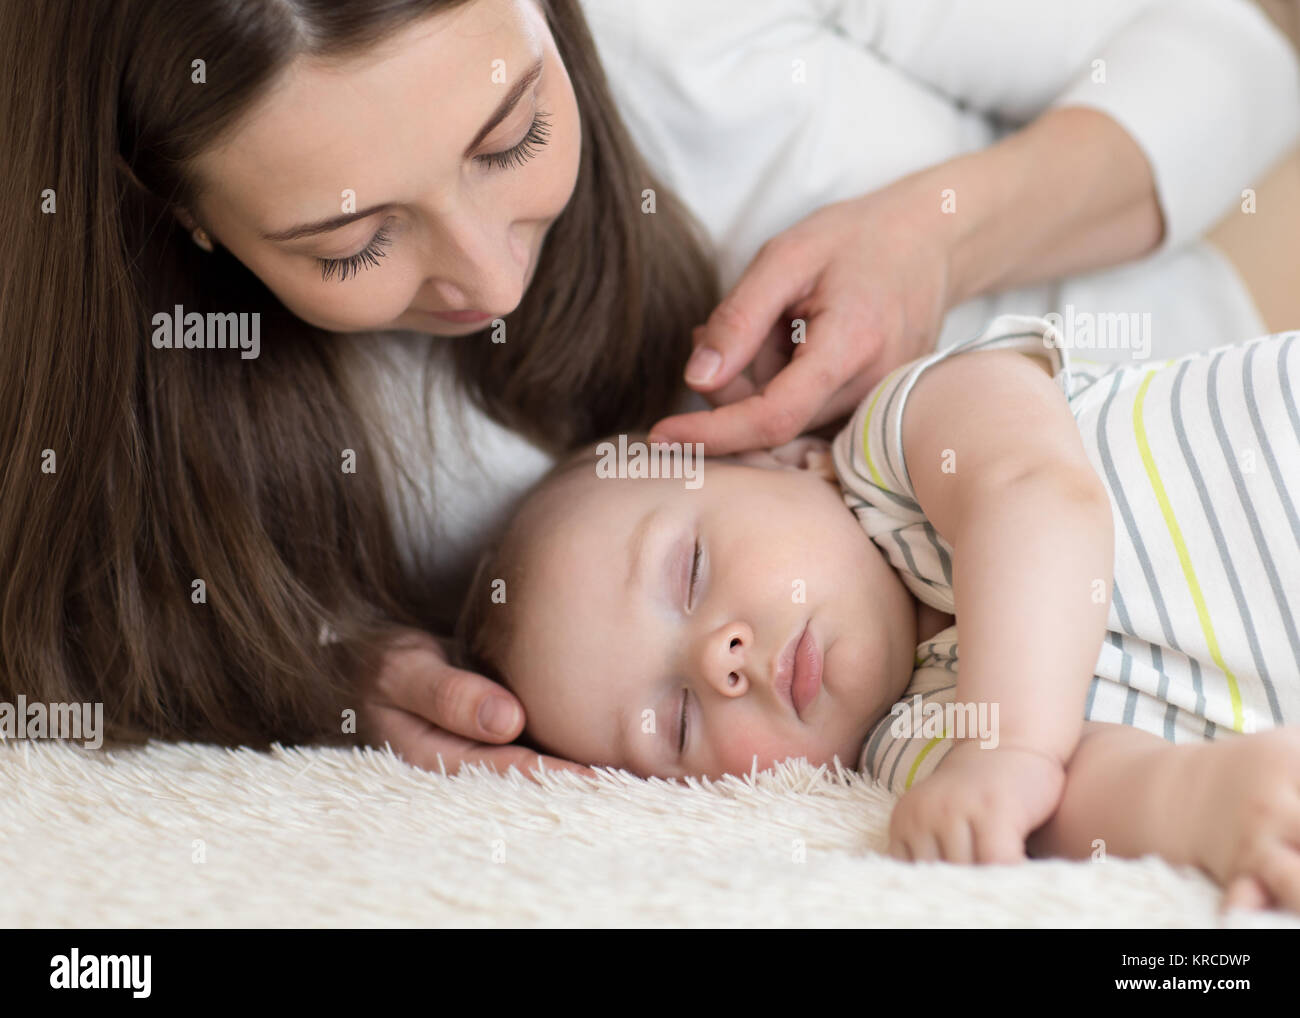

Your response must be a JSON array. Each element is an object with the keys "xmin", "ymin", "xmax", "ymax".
[{"xmin": 831, "ymin": 313, "xmax": 1300, "ymax": 796}]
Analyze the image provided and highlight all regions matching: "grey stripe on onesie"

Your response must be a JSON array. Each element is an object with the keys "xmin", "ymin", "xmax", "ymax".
[{"xmin": 828, "ymin": 314, "xmax": 1300, "ymax": 795}]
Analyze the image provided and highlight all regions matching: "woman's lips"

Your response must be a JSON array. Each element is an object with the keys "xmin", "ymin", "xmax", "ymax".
[
  {"xmin": 429, "ymin": 309, "xmax": 494, "ymax": 324},
  {"xmin": 776, "ymin": 622, "xmax": 823, "ymax": 720}
]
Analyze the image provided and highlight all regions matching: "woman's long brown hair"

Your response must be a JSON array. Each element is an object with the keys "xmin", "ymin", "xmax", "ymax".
[{"xmin": 0, "ymin": 0, "xmax": 719, "ymax": 747}]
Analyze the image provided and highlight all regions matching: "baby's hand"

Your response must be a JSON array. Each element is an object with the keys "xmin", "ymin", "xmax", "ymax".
[
  {"xmin": 1182, "ymin": 727, "xmax": 1300, "ymax": 913},
  {"xmin": 887, "ymin": 741, "xmax": 1065, "ymax": 864}
]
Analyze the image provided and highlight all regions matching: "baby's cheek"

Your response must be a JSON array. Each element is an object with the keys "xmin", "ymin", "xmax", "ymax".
[{"xmin": 715, "ymin": 724, "xmax": 810, "ymax": 777}]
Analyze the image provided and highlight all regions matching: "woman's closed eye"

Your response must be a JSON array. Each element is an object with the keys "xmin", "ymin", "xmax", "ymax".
[
  {"xmin": 316, "ymin": 109, "xmax": 553, "ymax": 282},
  {"xmin": 475, "ymin": 107, "xmax": 552, "ymax": 172},
  {"xmin": 318, "ymin": 221, "xmax": 394, "ymax": 282}
]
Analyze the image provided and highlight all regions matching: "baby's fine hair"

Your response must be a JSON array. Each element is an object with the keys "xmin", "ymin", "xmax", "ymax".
[{"xmin": 453, "ymin": 434, "xmax": 648, "ymax": 698}]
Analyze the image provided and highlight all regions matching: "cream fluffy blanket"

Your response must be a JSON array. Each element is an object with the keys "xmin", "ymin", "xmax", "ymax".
[{"xmin": 2, "ymin": 740, "xmax": 1295, "ymax": 928}]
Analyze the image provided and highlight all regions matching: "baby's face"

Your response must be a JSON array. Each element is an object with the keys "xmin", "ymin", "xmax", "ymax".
[{"xmin": 503, "ymin": 445, "xmax": 917, "ymax": 780}]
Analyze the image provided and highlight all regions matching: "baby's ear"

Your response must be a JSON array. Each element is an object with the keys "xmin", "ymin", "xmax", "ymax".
[{"xmin": 731, "ymin": 436, "xmax": 836, "ymax": 482}]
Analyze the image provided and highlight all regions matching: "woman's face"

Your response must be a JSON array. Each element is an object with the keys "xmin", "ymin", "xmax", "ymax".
[{"xmin": 187, "ymin": 0, "xmax": 581, "ymax": 336}]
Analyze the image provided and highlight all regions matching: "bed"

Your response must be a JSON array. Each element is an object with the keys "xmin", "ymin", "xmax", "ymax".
[{"xmin": 3, "ymin": 739, "xmax": 1295, "ymax": 927}]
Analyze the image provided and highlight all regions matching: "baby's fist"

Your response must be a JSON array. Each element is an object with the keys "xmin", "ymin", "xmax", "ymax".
[{"xmin": 887, "ymin": 741, "xmax": 1065, "ymax": 865}]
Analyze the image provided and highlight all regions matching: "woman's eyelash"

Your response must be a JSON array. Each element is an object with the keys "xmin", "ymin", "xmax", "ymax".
[
  {"xmin": 476, "ymin": 108, "xmax": 552, "ymax": 171},
  {"xmin": 315, "ymin": 110, "xmax": 550, "ymax": 283},
  {"xmin": 318, "ymin": 225, "xmax": 393, "ymax": 282}
]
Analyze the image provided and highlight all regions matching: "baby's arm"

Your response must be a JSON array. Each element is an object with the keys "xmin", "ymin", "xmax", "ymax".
[
  {"xmin": 1031, "ymin": 721, "xmax": 1300, "ymax": 913},
  {"xmin": 889, "ymin": 348, "xmax": 1113, "ymax": 862},
  {"xmin": 1027, "ymin": 720, "xmax": 1192, "ymax": 864}
]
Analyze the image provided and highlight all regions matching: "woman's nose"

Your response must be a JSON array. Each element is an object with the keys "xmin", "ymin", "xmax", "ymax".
[
  {"xmin": 692, "ymin": 621, "xmax": 755, "ymax": 696},
  {"xmin": 424, "ymin": 208, "xmax": 529, "ymax": 316}
]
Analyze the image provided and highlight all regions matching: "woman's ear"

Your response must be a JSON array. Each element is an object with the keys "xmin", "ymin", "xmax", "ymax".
[
  {"xmin": 730, "ymin": 436, "xmax": 836, "ymax": 481},
  {"xmin": 172, "ymin": 206, "xmax": 215, "ymax": 252}
]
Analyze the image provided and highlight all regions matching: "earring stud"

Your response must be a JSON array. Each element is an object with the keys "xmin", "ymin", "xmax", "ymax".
[{"xmin": 191, "ymin": 227, "xmax": 214, "ymax": 252}]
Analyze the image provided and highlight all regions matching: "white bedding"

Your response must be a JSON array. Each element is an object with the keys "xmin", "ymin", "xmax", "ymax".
[{"xmin": 3, "ymin": 740, "xmax": 1296, "ymax": 927}]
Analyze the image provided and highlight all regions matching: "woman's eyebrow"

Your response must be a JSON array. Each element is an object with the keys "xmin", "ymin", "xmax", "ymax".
[
  {"xmin": 261, "ymin": 203, "xmax": 395, "ymax": 243},
  {"xmin": 259, "ymin": 57, "xmax": 544, "ymax": 244},
  {"xmin": 462, "ymin": 56, "xmax": 545, "ymax": 157}
]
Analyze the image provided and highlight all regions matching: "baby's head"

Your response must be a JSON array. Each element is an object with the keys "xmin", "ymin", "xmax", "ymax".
[{"xmin": 456, "ymin": 435, "xmax": 917, "ymax": 780}]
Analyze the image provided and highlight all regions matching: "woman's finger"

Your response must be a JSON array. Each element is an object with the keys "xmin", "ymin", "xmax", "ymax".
[
  {"xmin": 361, "ymin": 700, "xmax": 474, "ymax": 769},
  {"xmin": 702, "ymin": 367, "xmax": 758, "ymax": 409},
  {"xmin": 653, "ymin": 316, "xmax": 861, "ymax": 454},
  {"xmin": 689, "ymin": 319, "xmax": 796, "ymax": 407},
  {"xmin": 785, "ymin": 304, "xmax": 897, "ymax": 432},
  {"xmin": 660, "ymin": 320, "xmax": 878, "ymax": 442},
  {"xmin": 654, "ymin": 370, "xmax": 755, "ymax": 435},
  {"xmin": 459, "ymin": 744, "xmax": 601, "ymax": 782},
  {"xmin": 749, "ymin": 319, "xmax": 798, "ymax": 390},
  {"xmin": 684, "ymin": 240, "xmax": 819, "ymax": 393},
  {"xmin": 365, "ymin": 703, "xmax": 596, "ymax": 783},
  {"xmin": 383, "ymin": 653, "xmax": 525, "ymax": 744},
  {"xmin": 684, "ymin": 326, "xmax": 784, "ymax": 413}
]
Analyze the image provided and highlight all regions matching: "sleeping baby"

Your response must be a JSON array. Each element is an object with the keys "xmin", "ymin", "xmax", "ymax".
[{"xmin": 456, "ymin": 313, "xmax": 1300, "ymax": 912}]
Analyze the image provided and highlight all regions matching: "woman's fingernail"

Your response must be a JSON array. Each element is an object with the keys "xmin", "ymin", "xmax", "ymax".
[
  {"xmin": 479, "ymin": 698, "xmax": 520, "ymax": 737},
  {"xmin": 646, "ymin": 432, "xmax": 668, "ymax": 445},
  {"xmin": 685, "ymin": 347, "xmax": 721, "ymax": 385}
]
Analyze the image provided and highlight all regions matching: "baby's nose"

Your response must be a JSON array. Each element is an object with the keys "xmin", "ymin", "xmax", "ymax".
[{"xmin": 697, "ymin": 621, "xmax": 754, "ymax": 694}]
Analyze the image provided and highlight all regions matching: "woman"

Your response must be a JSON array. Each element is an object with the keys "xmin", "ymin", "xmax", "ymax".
[
  {"xmin": 0, "ymin": 0, "xmax": 1295, "ymax": 778},
  {"xmin": 0, "ymin": 0, "xmax": 716, "ymax": 768},
  {"xmin": 615, "ymin": 0, "xmax": 1300, "ymax": 451}
]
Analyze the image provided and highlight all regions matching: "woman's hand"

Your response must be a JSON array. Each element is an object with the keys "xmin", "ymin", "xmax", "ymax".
[
  {"xmin": 355, "ymin": 627, "xmax": 596, "ymax": 782},
  {"xmin": 649, "ymin": 179, "xmax": 953, "ymax": 455},
  {"xmin": 650, "ymin": 107, "xmax": 1164, "ymax": 457}
]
